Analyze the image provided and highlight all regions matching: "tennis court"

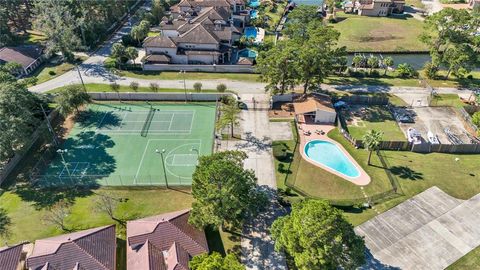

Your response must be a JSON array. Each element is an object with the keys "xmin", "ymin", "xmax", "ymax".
[{"xmin": 31, "ymin": 102, "xmax": 216, "ymax": 187}]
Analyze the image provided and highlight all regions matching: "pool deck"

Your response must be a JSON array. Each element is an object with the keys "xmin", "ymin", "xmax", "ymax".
[{"xmin": 298, "ymin": 123, "xmax": 371, "ymax": 186}]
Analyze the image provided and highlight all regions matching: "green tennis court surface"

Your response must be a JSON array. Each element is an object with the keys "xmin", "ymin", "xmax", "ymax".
[{"xmin": 32, "ymin": 102, "xmax": 216, "ymax": 187}]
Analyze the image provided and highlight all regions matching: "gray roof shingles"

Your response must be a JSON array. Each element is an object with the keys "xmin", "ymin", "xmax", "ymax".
[{"xmin": 0, "ymin": 244, "xmax": 23, "ymax": 270}]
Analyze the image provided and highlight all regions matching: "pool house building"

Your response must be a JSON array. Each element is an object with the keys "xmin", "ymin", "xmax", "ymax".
[{"xmin": 293, "ymin": 94, "xmax": 337, "ymax": 124}]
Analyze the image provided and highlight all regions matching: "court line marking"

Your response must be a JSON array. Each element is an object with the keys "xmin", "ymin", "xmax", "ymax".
[
  {"xmin": 117, "ymin": 111, "xmax": 129, "ymax": 130},
  {"xmin": 135, "ymin": 139, "xmax": 202, "ymax": 183},
  {"xmin": 167, "ymin": 113, "xmax": 175, "ymax": 131},
  {"xmin": 164, "ymin": 140, "xmax": 202, "ymax": 179}
]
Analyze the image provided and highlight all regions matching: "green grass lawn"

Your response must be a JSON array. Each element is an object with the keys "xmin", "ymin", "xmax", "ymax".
[
  {"xmin": 331, "ymin": 12, "xmax": 428, "ymax": 52},
  {"xmin": 447, "ymin": 246, "xmax": 480, "ymax": 270},
  {"xmin": 21, "ymin": 30, "xmax": 47, "ymax": 45},
  {"xmin": 425, "ymin": 70, "xmax": 480, "ymax": 89},
  {"xmin": 344, "ymin": 106, "xmax": 406, "ymax": 141},
  {"xmin": 0, "ymin": 188, "xmax": 194, "ymax": 244},
  {"xmin": 273, "ymin": 123, "xmax": 394, "ymax": 205},
  {"xmin": 47, "ymin": 83, "xmax": 221, "ymax": 93},
  {"xmin": 430, "ymin": 94, "xmax": 465, "ymax": 108},
  {"xmin": 325, "ymin": 74, "xmax": 424, "ymax": 87},
  {"xmin": 405, "ymin": 0, "xmax": 425, "ymax": 9},
  {"xmin": 117, "ymin": 70, "xmax": 261, "ymax": 82},
  {"xmin": 29, "ymin": 56, "xmax": 87, "ymax": 86}
]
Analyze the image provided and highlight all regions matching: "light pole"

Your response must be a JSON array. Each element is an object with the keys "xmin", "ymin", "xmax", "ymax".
[
  {"xmin": 57, "ymin": 149, "xmax": 71, "ymax": 178},
  {"xmin": 75, "ymin": 64, "xmax": 87, "ymax": 93},
  {"xmin": 179, "ymin": 70, "xmax": 187, "ymax": 103},
  {"xmin": 156, "ymin": 148, "xmax": 169, "ymax": 189},
  {"xmin": 190, "ymin": 147, "xmax": 199, "ymax": 165}
]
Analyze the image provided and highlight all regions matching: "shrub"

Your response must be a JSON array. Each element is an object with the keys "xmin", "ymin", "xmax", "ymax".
[
  {"xmin": 48, "ymin": 70, "xmax": 56, "ymax": 76},
  {"xmin": 129, "ymin": 81, "xmax": 139, "ymax": 92},
  {"xmin": 22, "ymin": 76, "xmax": 38, "ymax": 86},
  {"xmin": 423, "ymin": 62, "xmax": 438, "ymax": 79},
  {"xmin": 273, "ymin": 144, "xmax": 287, "ymax": 160},
  {"xmin": 104, "ymin": 57, "xmax": 117, "ymax": 69},
  {"xmin": 216, "ymin": 83, "xmax": 227, "ymax": 93},
  {"xmin": 467, "ymin": 74, "xmax": 474, "ymax": 80},
  {"xmin": 369, "ymin": 70, "xmax": 380, "ymax": 77},
  {"xmin": 193, "ymin": 82, "xmax": 202, "ymax": 92},
  {"xmin": 110, "ymin": 82, "xmax": 120, "ymax": 92},
  {"xmin": 121, "ymin": 34, "xmax": 138, "ymax": 47},
  {"xmin": 149, "ymin": 82, "xmax": 159, "ymax": 92},
  {"xmin": 397, "ymin": 63, "xmax": 416, "ymax": 78}
]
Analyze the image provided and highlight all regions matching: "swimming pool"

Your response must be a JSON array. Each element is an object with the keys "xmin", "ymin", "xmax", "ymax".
[
  {"xmin": 244, "ymin": 27, "xmax": 257, "ymax": 39},
  {"xmin": 250, "ymin": 9, "xmax": 258, "ymax": 18},
  {"xmin": 238, "ymin": 49, "xmax": 257, "ymax": 58},
  {"xmin": 249, "ymin": 0, "xmax": 260, "ymax": 7},
  {"xmin": 304, "ymin": 140, "xmax": 360, "ymax": 178}
]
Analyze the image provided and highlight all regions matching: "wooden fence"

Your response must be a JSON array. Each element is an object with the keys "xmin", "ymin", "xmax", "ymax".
[
  {"xmin": 458, "ymin": 107, "xmax": 478, "ymax": 133},
  {"xmin": 334, "ymin": 95, "xmax": 389, "ymax": 106}
]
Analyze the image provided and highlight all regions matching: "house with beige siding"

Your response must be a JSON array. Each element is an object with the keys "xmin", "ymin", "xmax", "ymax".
[
  {"xmin": 143, "ymin": 0, "xmax": 246, "ymax": 67},
  {"xmin": 344, "ymin": 0, "xmax": 405, "ymax": 16}
]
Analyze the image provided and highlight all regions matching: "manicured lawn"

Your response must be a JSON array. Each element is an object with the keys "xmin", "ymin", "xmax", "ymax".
[
  {"xmin": 147, "ymin": 31, "xmax": 158, "ymax": 37},
  {"xmin": 272, "ymin": 122, "xmax": 480, "ymax": 227},
  {"xmin": 342, "ymin": 145, "xmax": 480, "ymax": 226},
  {"xmin": 405, "ymin": 0, "xmax": 425, "ymax": 9},
  {"xmin": 425, "ymin": 70, "xmax": 480, "ymax": 89},
  {"xmin": 344, "ymin": 106, "xmax": 406, "ymax": 141},
  {"xmin": 29, "ymin": 56, "xmax": 87, "ymax": 86},
  {"xmin": 430, "ymin": 94, "xmax": 465, "ymax": 108},
  {"xmin": 22, "ymin": 30, "xmax": 47, "ymax": 45},
  {"xmin": 0, "ymin": 188, "xmax": 194, "ymax": 244},
  {"xmin": 47, "ymin": 83, "xmax": 220, "ymax": 93},
  {"xmin": 117, "ymin": 70, "xmax": 261, "ymax": 82},
  {"xmin": 331, "ymin": 12, "xmax": 428, "ymax": 52},
  {"xmin": 325, "ymin": 74, "xmax": 424, "ymax": 87},
  {"xmin": 273, "ymin": 123, "xmax": 394, "ymax": 205},
  {"xmin": 447, "ymin": 246, "xmax": 480, "ymax": 270}
]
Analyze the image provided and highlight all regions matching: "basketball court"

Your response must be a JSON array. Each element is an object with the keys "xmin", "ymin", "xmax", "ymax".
[{"xmin": 31, "ymin": 102, "xmax": 216, "ymax": 187}]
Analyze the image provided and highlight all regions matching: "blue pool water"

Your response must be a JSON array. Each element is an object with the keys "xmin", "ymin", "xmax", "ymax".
[
  {"xmin": 304, "ymin": 140, "xmax": 360, "ymax": 178},
  {"xmin": 250, "ymin": 9, "xmax": 258, "ymax": 18},
  {"xmin": 238, "ymin": 49, "xmax": 257, "ymax": 58},
  {"xmin": 249, "ymin": 0, "xmax": 260, "ymax": 7},
  {"xmin": 244, "ymin": 27, "xmax": 257, "ymax": 39}
]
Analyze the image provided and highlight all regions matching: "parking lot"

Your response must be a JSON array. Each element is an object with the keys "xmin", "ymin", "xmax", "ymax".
[{"xmin": 392, "ymin": 106, "xmax": 470, "ymax": 144}]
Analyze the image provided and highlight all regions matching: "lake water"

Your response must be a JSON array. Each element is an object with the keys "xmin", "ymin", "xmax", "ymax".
[{"xmin": 347, "ymin": 53, "xmax": 432, "ymax": 70}]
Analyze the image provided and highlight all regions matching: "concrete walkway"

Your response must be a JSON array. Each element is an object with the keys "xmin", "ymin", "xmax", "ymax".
[
  {"xmin": 218, "ymin": 94, "xmax": 289, "ymax": 270},
  {"xmin": 357, "ymin": 186, "xmax": 480, "ymax": 270}
]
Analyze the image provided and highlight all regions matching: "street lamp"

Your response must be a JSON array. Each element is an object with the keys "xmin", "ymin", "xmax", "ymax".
[
  {"xmin": 57, "ymin": 149, "xmax": 71, "ymax": 177},
  {"xmin": 155, "ymin": 148, "xmax": 169, "ymax": 189},
  {"xmin": 179, "ymin": 70, "xmax": 187, "ymax": 103},
  {"xmin": 190, "ymin": 147, "xmax": 199, "ymax": 165}
]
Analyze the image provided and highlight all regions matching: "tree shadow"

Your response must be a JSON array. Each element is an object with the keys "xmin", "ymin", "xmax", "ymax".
[
  {"xmin": 360, "ymin": 248, "xmax": 402, "ymax": 270},
  {"xmin": 75, "ymin": 110, "xmax": 122, "ymax": 129},
  {"xmin": 389, "ymin": 166, "xmax": 423, "ymax": 180},
  {"xmin": 205, "ymin": 226, "xmax": 227, "ymax": 256},
  {"xmin": 15, "ymin": 131, "xmax": 117, "ymax": 208}
]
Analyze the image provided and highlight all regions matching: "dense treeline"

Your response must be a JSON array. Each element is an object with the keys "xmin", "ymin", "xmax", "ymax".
[{"xmin": 0, "ymin": 0, "xmax": 140, "ymax": 50}]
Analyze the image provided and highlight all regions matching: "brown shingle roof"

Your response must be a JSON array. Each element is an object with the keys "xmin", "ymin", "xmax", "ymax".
[
  {"xmin": 175, "ymin": 24, "xmax": 219, "ymax": 44},
  {"xmin": 127, "ymin": 209, "xmax": 208, "ymax": 270},
  {"xmin": 145, "ymin": 54, "xmax": 172, "ymax": 64},
  {"xmin": 293, "ymin": 95, "xmax": 335, "ymax": 114},
  {"xmin": 0, "ymin": 45, "xmax": 43, "ymax": 69},
  {"xmin": 27, "ymin": 225, "xmax": 116, "ymax": 270},
  {"xmin": 144, "ymin": 36, "xmax": 177, "ymax": 48},
  {"xmin": 0, "ymin": 244, "xmax": 23, "ymax": 270}
]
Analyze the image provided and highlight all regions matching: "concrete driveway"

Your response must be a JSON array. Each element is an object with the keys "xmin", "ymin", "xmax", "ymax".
[{"xmin": 356, "ymin": 186, "xmax": 480, "ymax": 270}]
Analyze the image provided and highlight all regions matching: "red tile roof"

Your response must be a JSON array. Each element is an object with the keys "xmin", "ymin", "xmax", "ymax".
[
  {"xmin": 27, "ymin": 225, "xmax": 116, "ymax": 270},
  {"xmin": 127, "ymin": 209, "xmax": 208, "ymax": 270},
  {"xmin": 0, "ymin": 244, "xmax": 23, "ymax": 270}
]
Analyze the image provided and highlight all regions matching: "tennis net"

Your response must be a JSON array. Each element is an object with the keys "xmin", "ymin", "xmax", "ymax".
[{"xmin": 141, "ymin": 107, "xmax": 156, "ymax": 137}]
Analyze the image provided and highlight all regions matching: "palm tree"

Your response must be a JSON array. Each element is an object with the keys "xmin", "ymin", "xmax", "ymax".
[
  {"xmin": 367, "ymin": 56, "xmax": 379, "ymax": 74},
  {"xmin": 352, "ymin": 55, "xmax": 362, "ymax": 71},
  {"xmin": 217, "ymin": 98, "xmax": 241, "ymax": 138},
  {"xmin": 362, "ymin": 130, "xmax": 383, "ymax": 166},
  {"xmin": 383, "ymin": 56, "xmax": 394, "ymax": 75}
]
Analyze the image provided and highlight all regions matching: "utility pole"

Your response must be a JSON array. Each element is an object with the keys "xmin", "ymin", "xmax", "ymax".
[
  {"xmin": 156, "ymin": 149, "xmax": 169, "ymax": 188},
  {"xmin": 40, "ymin": 103, "xmax": 59, "ymax": 147},
  {"xmin": 180, "ymin": 70, "xmax": 187, "ymax": 103},
  {"xmin": 57, "ymin": 149, "xmax": 71, "ymax": 178},
  {"xmin": 76, "ymin": 64, "xmax": 87, "ymax": 93}
]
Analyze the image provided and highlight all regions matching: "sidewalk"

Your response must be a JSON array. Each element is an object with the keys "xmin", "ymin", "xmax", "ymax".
[{"xmin": 218, "ymin": 94, "xmax": 289, "ymax": 270}]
